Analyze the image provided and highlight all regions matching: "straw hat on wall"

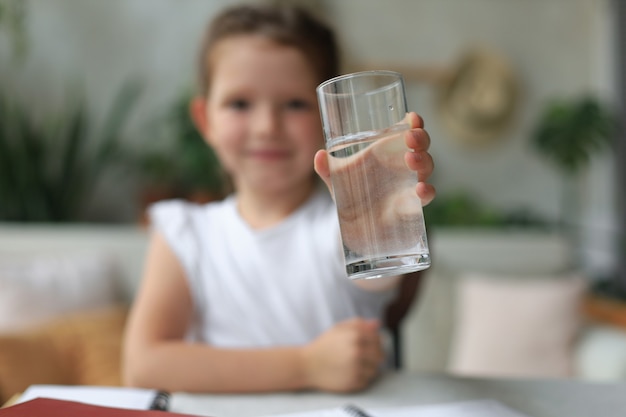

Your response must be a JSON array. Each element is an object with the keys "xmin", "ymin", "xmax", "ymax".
[{"xmin": 437, "ymin": 48, "xmax": 520, "ymax": 145}]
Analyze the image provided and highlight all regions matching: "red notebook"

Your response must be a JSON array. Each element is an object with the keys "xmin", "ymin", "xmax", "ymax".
[{"xmin": 0, "ymin": 398, "xmax": 207, "ymax": 417}]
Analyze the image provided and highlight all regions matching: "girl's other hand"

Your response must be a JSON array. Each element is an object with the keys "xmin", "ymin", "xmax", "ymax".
[{"xmin": 301, "ymin": 318, "xmax": 383, "ymax": 393}]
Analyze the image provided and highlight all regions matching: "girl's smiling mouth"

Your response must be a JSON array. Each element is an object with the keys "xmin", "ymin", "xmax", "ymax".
[{"xmin": 247, "ymin": 149, "xmax": 292, "ymax": 160}]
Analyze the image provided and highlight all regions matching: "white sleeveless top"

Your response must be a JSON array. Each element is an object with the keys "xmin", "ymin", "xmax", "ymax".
[{"xmin": 149, "ymin": 186, "xmax": 393, "ymax": 348}]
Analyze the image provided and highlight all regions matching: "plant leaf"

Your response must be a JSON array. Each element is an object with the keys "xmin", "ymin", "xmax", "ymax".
[{"xmin": 91, "ymin": 78, "xmax": 143, "ymax": 178}]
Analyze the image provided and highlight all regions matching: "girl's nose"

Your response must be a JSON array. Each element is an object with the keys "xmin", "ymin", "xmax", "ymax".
[{"xmin": 253, "ymin": 104, "xmax": 281, "ymax": 140}]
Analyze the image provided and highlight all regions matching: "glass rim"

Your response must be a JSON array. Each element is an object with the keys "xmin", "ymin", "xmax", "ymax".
[{"xmin": 316, "ymin": 70, "xmax": 404, "ymax": 93}]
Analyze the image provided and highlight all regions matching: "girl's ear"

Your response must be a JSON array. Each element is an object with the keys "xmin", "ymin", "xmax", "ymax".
[{"xmin": 189, "ymin": 97, "xmax": 211, "ymax": 144}]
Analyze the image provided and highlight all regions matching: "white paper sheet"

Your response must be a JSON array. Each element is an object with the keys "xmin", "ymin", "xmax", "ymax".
[
  {"xmin": 18, "ymin": 385, "xmax": 160, "ymax": 410},
  {"xmin": 265, "ymin": 399, "xmax": 531, "ymax": 417}
]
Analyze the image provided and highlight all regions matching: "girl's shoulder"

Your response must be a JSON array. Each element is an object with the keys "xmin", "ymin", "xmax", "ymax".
[
  {"xmin": 147, "ymin": 197, "xmax": 235, "ymax": 230},
  {"xmin": 148, "ymin": 196, "xmax": 225, "ymax": 213}
]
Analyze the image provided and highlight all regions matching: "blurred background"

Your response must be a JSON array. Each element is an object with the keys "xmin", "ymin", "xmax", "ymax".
[
  {"xmin": 1, "ymin": 0, "xmax": 622, "ymax": 277},
  {"xmin": 0, "ymin": 0, "xmax": 625, "ymax": 390}
]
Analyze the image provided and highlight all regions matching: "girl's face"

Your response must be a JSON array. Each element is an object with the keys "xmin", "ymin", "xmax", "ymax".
[{"xmin": 196, "ymin": 35, "xmax": 325, "ymax": 196}]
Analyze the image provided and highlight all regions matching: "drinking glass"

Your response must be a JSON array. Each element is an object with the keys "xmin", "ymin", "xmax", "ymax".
[{"xmin": 317, "ymin": 70, "xmax": 430, "ymax": 279}]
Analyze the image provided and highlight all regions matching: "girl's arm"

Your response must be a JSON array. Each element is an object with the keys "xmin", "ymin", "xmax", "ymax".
[{"xmin": 122, "ymin": 232, "xmax": 382, "ymax": 394}]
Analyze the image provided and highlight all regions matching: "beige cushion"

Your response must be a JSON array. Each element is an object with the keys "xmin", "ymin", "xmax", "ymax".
[{"xmin": 449, "ymin": 273, "xmax": 586, "ymax": 378}]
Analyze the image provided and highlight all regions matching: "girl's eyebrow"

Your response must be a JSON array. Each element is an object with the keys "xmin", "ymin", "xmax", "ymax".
[{"xmin": 217, "ymin": 88, "xmax": 252, "ymax": 101}]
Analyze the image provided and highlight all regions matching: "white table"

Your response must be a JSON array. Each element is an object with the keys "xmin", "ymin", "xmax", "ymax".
[{"xmin": 169, "ymin": 371, "xmax": 626, "ymax": 417}]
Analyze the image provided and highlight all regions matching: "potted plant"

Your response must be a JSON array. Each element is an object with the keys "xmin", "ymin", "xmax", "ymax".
[
  {"xmin": 531, "ymin": 95, "xmax": 617, "ymax": 230},
  {"xmin": 0, "ymin": 80, "xmax": 142, "ymax": 222},
  {"xmin": 0, "ymin": 1, "xmax": 143, "ymax": 222},
  {"xmin": 531, "ymin": 94, "xmax": 625, "ymax": 312},
  {"xmin": 423, "ymin": 191, "xmax": 549, "ymax": 229},
  {"xmin": 136, "ymin": 90, "xmax": 227, "ymax": 222}
]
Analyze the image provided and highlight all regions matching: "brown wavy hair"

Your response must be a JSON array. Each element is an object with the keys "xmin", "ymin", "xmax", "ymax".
[{"xmin": 196, "ymin": 3, "xmax": 339, "ymax": 96}]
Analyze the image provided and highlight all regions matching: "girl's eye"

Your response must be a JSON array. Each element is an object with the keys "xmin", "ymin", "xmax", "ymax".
[
  {"xmin": 286, "ymin": 99, "xmax": 311, "ymax": 110},
  {"xmin": 228, "ymin": 99, "xmax": 249, "ymax": 110}
]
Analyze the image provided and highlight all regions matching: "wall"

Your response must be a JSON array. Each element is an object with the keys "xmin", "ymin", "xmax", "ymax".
[
  {"xmin": 0, "ymin": 0, "xmax": 618, "ymax": 275},
  {"xmin": 323, "ymin": 0, "xmax": 618, "ymax": 278}
]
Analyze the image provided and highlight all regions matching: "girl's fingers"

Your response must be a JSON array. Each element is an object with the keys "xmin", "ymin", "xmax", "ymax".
[
  {"xmin": 403, "ymin": 114, "xmax": 435, "ymax": 206},
  {"xmin": 407, "ymin": 149, "xmax": 436, "ymax": 206},
  {"xmin": 405, "ymin": 127, "xmax": 431, "ymax": 152},
  {"xmin": 417, "ymin": 182, "xmax": 436, "ymax": 207},
  {"xmin": 405, "ymin": 112, "xmax": 424, "ymax": 129},
  {"xmin": 404, "ymin": 150, "xmax": 434, "ymax": 183},
  {"xmin": 314, "ymin": 149, "xmax": 333, "ymax": 195}
]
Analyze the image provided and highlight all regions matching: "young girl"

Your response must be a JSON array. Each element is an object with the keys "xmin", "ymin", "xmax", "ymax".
[{"xmin": 123, "ymin": 3, "xmax": 435, "ymax": 394}]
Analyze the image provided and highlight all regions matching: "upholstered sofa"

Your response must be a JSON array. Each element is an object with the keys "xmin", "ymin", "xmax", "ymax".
[
  {"xmin": 0, "ymin": 223, "xmax": 625, "ymax": 404},
  {"xmin": 0, "ymin": 224, "xmax": 145, "ymax": 403}
]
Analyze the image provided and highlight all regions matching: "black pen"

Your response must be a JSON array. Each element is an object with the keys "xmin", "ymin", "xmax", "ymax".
[
  {"xmin": 342, "ymin": 404, "xmax": 375, "ymax": 417},
  {"xmin": 149, "ymin": 390, "xmax": 170, "ymax": 411}
]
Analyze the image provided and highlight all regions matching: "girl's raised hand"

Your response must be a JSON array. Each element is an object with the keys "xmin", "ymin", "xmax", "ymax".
[{"xmin": 314, "ymin": 111, "xmax": 436, "ymax": 206}]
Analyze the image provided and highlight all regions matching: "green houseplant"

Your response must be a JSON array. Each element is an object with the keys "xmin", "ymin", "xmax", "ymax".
[
  {"xmin": 423, "ymin": 191, "xmax": 549, "ymax": 230},
  {"xmin": 531, "ymin": 95, "xmax": 617, "ymax": 225},
  {"xmin": 0, "ymin": 80, "xmax": 142, "ymax": 222},
  {"xmin": 1, "ymin": 0, "xmax": 143, "ymax": 222},
  {"xmin": 137, "ymin": 89, "xmax": 227, "ymax": 207},
  {"xmin": 531, "ymin": 94, "xmax": 618, "ymax": 275}
]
